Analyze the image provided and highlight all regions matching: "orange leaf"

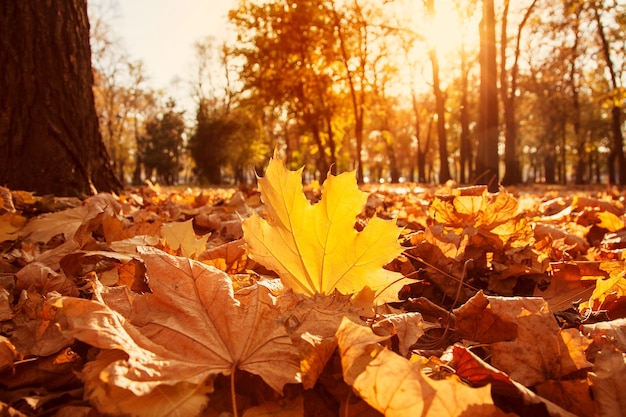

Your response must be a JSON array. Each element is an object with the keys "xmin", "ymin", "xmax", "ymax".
[
  {"xmin": 337, "ymin": 317, "xmax": 505, "ymax": 416},
  {"xmin": 453, "ymin": 291, "xmax": 518, "ymax": 343},
  {"xmin": 50, "ymin": 248, "xmax": 301, "ymax": 415}
]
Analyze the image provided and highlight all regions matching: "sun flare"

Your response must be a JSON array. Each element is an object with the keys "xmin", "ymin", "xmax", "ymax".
[
  {"xmin": 422, "ymin": 2, "xmax": 478, "ymax": 57},
  {"xmin": 389, "ymin": 0, "xmax": 481, "ymax": 92}
]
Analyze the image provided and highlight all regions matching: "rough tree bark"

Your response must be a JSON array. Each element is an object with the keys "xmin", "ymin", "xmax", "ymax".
[{"xmin": 0, "ymin": 0, "xmax": 121, "ymax": 196}]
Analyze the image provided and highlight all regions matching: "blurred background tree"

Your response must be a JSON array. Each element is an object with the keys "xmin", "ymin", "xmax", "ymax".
[{"xmin": 6, "ymin": 0, "xmax": 621, "ymax": 192}]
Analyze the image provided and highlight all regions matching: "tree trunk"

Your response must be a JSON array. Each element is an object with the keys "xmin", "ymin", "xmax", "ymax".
[
  {"xmin": 459, "ymin": 52, "xmax": 472, "ymax": 184},
  {"xmin": 594, "ymin": 4, "xmax": 626, "ymax": 185},
  {"xmin": 544, "ymin": 150, "xmax": 557, "ymax": 184},
  {"xmin": 475, "ymin": 0, "xmax": 499, "ymax": 192},
  {"xmin": 569, "ymin": 5, "xmax": 586, "ymax": 185},
  {"xmin": 501, "ymin": 0, "xmax": 536, "ymax": 186},
  {"xmin": 424, "ymin": 0, "xmax": 451, "ymax": 184},
  {"xmin": 430, "ymin": 50, "xmax": 451, "ymax": 184},
  {"xmin": 0, "ymin": 0, "xmax": 121, "ymax": 196}
]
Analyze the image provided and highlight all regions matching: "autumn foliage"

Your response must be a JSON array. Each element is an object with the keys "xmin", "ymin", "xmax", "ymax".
[{"xmin": 1, "ymin": 156, "xmax": 626, "ymax": 417}]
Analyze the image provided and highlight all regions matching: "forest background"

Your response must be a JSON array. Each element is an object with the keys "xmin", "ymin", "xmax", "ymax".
[{"xmin": 90, "ymin": 0, "xmax": 626, "ymax": 190}]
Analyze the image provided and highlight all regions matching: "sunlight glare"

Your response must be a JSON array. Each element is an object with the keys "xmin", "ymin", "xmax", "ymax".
[{"xmin": 423, "ymin": 3, "xmax": 472, "ymax": 57}]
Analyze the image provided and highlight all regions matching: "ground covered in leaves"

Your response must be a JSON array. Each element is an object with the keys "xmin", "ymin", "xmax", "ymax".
[{"xmin": 1, "ymin": 158, "xmax": 626, "ymax": 417}]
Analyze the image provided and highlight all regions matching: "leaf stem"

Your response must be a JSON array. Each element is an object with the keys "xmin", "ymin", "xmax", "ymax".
[{"xmin": 231, "ymin": 365, "xmax": 238, "ymax": 417}]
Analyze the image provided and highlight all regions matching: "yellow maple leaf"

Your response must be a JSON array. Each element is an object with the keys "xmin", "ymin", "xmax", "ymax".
[
  {"xmin": 242, "ymin": 156, "xmax": 405, "ymax": 298},
  {"xmin": 0, "ymin": 212, "xmax": 26, "ymax": 243},
  {"xmin": 586, "ymin": 260, "xmax": 626, "ymax": 309},
  {"xmin": 160, "ymin": 219, "xmax": 209, "ymax": 259},
  {"xmin": 596, "ymin": 211, "xmax": 625, "ymax": 232}
]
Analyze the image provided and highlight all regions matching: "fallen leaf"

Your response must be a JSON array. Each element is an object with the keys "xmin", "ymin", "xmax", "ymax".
[
  {"xmin": 160, "ymin": 218, "xmax": 209, "ymax": 258},
  {"xmin": 587, "ymin": 261, "xmax": 626, "ymax": 309},
  {"xmin": 199, "ymin": 239, "xmax": 249, "ymax": 273},
  {"xmin": 453, "ymin": 291, "xmax": 518, "ymax": 344},
  {"xmin": 596, "ymin": 211, "xmax": 625, "ymax": 232},
  {"xmin": 15, "ymin": 262, "xmax": 79, "ymax": 297},
  {"xmin": 534, "ymin": 262, "xmax": 597, "ymax": 312},
  {"xmin": 0, "ymin": 336, "xmax": 20, "ymax": 371},
  {"xmin": 21, "ymin": 193, "xmax": 121, "ymax": 244},
  {"xmin": 279, "ymin": 291, "xmax": 364, "ymax": 388},
  {"xmin": 371, "ymin": 312, "xmax": 424, "ymax": 356},
  {"xmin": 535, "ymin": 379, "xmax": 597, "ymax": 416},
  {"xmin": 242, "ymin": 155, "xmax": 405, "ymax": 300},
  {"xmin": 0, "ymin": 213, "xmax": 26, "ymax": 243},
  {"xmin": 82, "ymin": 349, "xmax": 212, "ymax": 417},
  {"xmin": 0, "ymin": 186, "xmax": 15, "ymax": 213},
  {"xmin": 582, "ymin": 318, "xmax": 626, "ymax": 352},
  {"xmin": 0, "ymin": 287, "xmax": 13, "ymax": 321},
  {"xmin": 588, "ymin": 347, "xmax": 626, "ymax": 417},
  {"xmin": 452, "ymin": 345, "xmax": 580, "ymax": 417},
  {"xmin": 337, "ymin": 317, "xmax": 506, "ymax": 416},
  {"xmin": 472, "ymin": 295, "xmax": 590, "ymax": 386},
  {"xmin": 49, "ymin": 248, "xmax": 301, "ymax": 416},
  {"xmin": 241, "ymin": 396, "xmax": 304, "ymax": 417}
]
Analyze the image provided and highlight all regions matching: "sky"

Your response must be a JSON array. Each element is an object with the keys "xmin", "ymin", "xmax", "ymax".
[{"xmin": 116, "ymin": 0, "xmax": 235, "ymax": 95}]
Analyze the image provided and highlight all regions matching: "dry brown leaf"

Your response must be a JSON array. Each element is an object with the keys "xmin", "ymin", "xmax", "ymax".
[
  {"xmin": 21, "ymin": 193, "xmax": 121, "ymax": 244},
  {"xmin": 371, "ymin": 312, "xmax": 424, "ymax": 356},
  {"xmin": 10, "ymin": 289, "xmax": 72, "ymax": 357},
  {"xmin": 535, "ymin": 379, "xmax": 597, "ymax": 416},
  {"xmin": 337, "ymin": 317, "xmax": 506, "ymax": 416},
  {"xmin": 0, "ymin": 213, "xmax": 26, "ymax": 243},
  {"xmin": 279, "ymin": 291, "xmax": 364, "ymax": 388},
  {"xmin": 49, "ymin": 248, "xmax": 301, "ymax": 416},
  {"xmin": 534, "ymin": 262, "xmax": 596, "ymax": 312},
  {"xmin": 101, "ymin": 211, "xmax": 163, "ymax": 245},
  {"xmin": 241, "ymin": 396, "xmax": 304, "ymax": 417},
  {"xmin": 453, "ymin": 291, "xmax": 518, "ymax": 343},
  {"xmin": 582, "ymin": 318, "xmax": 626, "ymax": 352},
  {"xmin": 452, "ymin": 345, "xmax": 580, "ymax": 417},
  {"xmin": 588, "ymin": 347, "xmax": 626, "ymax": 417},
  {"xmin": 0, "ymin": 336, "xmax": 20, "ymax": 372},
  {"xmin": 199, "ymin": 239, "xmax": 249, "ymax": 273},
  {"xmin": 82, "ymin": 349, "xmax": 212, "ymax": 417},
  {"xmin": 483, "ymin": 296, "xmax": 591, "ymax": 386},
  {"xmin": 0, "ymin": 287, "xmax": 13, "ymax": 321},
  {"xmin": 15, "ymin": 262, "xmax": 78, "ymax": 297},
  {"xmin": 0, "ymin": 186, "xmax": 15, "ymax": 213}
]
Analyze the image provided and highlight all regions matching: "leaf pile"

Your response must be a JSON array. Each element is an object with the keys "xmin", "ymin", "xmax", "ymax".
[{"xmin": 1, "ymin": 163, "xmax": 626, "ymax": 417}]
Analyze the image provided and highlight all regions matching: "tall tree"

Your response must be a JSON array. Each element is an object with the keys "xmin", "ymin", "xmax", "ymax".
[
  {"xmin": 475, "ymin": 0, "xmax": 500, "ymax": 191},
  {"xmin": 143, "ymin": 101, "xmax": 185, "ymax": 185},
  {"xmin": 592, "ymin": 1, "xmax": 626, "ymax": 185},
  {"xmin": 454, "ymin": 0, "xmax": 478, "ymax": 185},
  {"xmin": 500, "ymin": 0, "xmax": 537, "ymax": 185},
  {"xmin": 423, "ymin": 0, "xmax": 451, "ymax": 184},
  {"xmin": 0, "ymin": 0, "xmax": 120, "ymax": 196},
  {"xmin": 230, "ymin": 0, "xmax": 338, "ymax": 180}
]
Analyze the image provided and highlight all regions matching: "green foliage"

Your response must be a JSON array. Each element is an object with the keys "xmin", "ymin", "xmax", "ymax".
[
  {"xmin": 143, "ymin": 101, "xmax": 185, "ymax": 185},
  {"xmin": 189, "ymin": 100, "xmax": 268, "ymax": 184}
]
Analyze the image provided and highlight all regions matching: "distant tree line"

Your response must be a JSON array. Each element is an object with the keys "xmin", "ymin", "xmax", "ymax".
[{"xmin": 90, "ymin": 0, "xmax": 626, "ymax": 188}]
